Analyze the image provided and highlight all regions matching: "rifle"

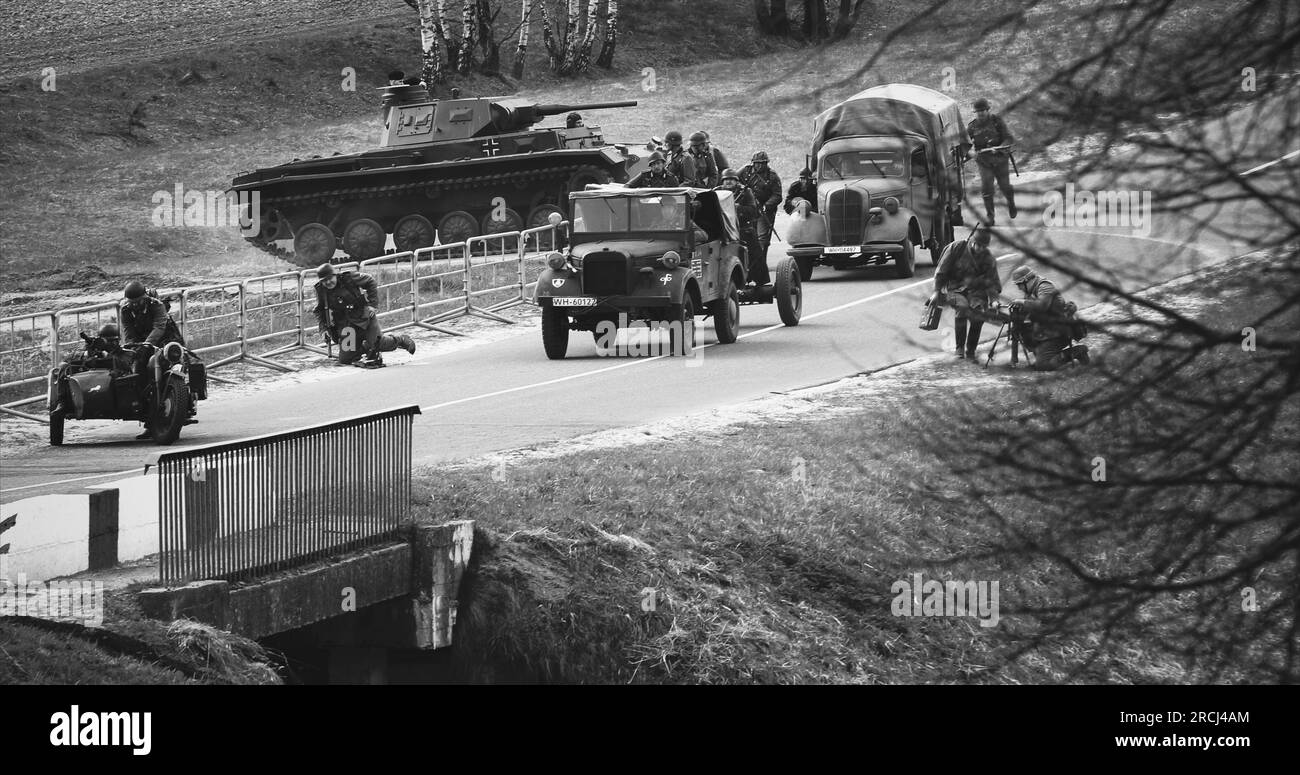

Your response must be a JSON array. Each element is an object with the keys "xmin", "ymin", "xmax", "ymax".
[{"xmin": 977, "ymin": 144, "xmax": 1019, "ymax": 177}]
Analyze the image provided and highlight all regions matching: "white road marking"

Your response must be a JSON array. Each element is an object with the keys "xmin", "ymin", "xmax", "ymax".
[{"xmin": 2, "ymin": 467, "xmax": 142, "ymax": 494}]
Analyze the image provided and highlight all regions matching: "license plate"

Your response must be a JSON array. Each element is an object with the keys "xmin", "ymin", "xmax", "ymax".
[
  {"xmin": 824, "ymin": 246, "xmax": 860, "ymax": 254},
  {"xmin": 552, "ymin": 297, "xmax": 596, "ymax": 307}
]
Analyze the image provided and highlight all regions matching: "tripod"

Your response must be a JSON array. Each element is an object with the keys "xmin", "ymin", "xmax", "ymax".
[{"xmin": 983, "ymin": 304, "xmax": 1032, "ymax": 369}]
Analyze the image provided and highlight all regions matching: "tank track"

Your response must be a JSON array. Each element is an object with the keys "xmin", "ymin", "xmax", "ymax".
[{"xmin": 245, "ymin": 162, "xmax": 597, "ymax": 264}]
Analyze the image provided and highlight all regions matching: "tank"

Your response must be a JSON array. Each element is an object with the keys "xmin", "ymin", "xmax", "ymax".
[{"xmin": 230, "ymin": 84, "xmax": 639, "ymax": 266}]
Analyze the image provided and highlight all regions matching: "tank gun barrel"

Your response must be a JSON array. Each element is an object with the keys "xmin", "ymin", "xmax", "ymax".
[{"xmin": 534, "ymin": 101, "xmax": 638, "ymax": 117}]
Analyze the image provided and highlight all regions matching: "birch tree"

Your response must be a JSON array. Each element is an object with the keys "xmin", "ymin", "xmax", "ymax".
[
  {"xmin": 595, "ymin": 0, "xmax": 618, "ymax": 69},
  {"xmin": 513, "ymin": 0, "xmax": 534, "ymax": 79}
]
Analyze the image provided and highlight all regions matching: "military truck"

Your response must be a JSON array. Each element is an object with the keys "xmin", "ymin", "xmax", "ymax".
[
  {"xmin": 786, "ymin": 84, "xmax": 971, "ymax": 280},
  {"xmin": 532, "ymin": 185, "xmax": 802, "ymax": 359},
  {"xmin": 229, "ymin": 82, "xmax": 639, "ymax": 266}
]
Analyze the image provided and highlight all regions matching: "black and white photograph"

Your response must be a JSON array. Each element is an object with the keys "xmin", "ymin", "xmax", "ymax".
[{"xmin": 0, "ymin": 0, "xmax": 1295, "ymax": 711}]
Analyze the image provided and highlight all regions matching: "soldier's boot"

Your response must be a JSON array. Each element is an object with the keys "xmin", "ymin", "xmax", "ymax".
[
  {"xmin": 395, "ymin": 334, "xmax": 416, "ymax": 354},
  {"xmin": 954, "ymin": 318, "xmax": 968, "ymax": 358},
  {"xmin": 983, "ymin": 196, "xmax": 997, "ymax": 225},
  {"xmin": 1007, "ymin": 190, "xmax": 1018, "ymax": 219}
]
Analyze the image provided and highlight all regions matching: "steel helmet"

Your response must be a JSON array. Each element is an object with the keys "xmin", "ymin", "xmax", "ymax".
[
  {"xmin": 799, "ymin": 167, "xmax": 813, "ymax": 178},
  {"xmin": 123, "ymin": 280, "xmax": 147, "ymax": 299},
  {"xmin": 98, "ymin": 323, "xmax": 120, "ymax": 340},
  {"xmin": 566, "ymin": 112, "xmax": 582, "ymax": 127},
  {"xmin": 720, "ymin": 168, "xmax": 739, "ymax": 183},
  {"xmin": 1011, "ymin": 265, "xmax": 1037, "ymax": 284},
  {"xmin": 665, "ymin": 130, "xmax": 683, "ymax": 146},
  {"xmin": 316, "ymin": 262, "xmax": 337, "ymax": 279},
  {"xmin": 751, "ymin": 151, "xmax": 769, "ymax": 163},
  {"xmin": 973, "ymin": 97, "xmax": 991, "ymax": 111},
  {"xmin": 972, "ymin": 227, "xmax": 992, "ymax": 246},
  {"xmin": 648, "ymin": 151, "xmax": 666, "ymax": 164},
  {"xmin": 689, "ymin": 131, "xmax": 707, "ymax": 144}
]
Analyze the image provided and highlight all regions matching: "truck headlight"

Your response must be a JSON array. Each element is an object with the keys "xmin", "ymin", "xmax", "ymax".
[
  {"xmin": 547, "ymin": 251, "xmax": 567, "ymax": 270},
  {"xmin": 883, "ymin": 197, "xmax": 900, "ymax": 214},
  {"xmin": 659, "ymin": 250, "xmax": 681, "ymax": 269}
]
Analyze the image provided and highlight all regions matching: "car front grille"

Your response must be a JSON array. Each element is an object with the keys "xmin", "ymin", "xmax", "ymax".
[
  {"xmin": 582, "ymin": 252, "xmax": 630, "ymax": 296},
  {"xmin": 828, "ymin": 189, "xmax": 864, "ymax": 245}
]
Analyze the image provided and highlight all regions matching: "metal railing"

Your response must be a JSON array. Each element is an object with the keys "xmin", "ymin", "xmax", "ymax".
[
  {"xmin": 150, "ymin": 404, "xmax": 420, "ymax": 584},
  {"xmin": 0, "ymin": 220, "xmax": 566, "ymax": 421}
]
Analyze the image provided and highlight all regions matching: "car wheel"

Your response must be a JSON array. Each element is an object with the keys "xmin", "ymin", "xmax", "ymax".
[
  {"xmin": 709, "ymin": 277, "xmax": 740, "ymax": 344},
  {"xmin": 667, "ymin": 294, "xmax": 697, "ymax": 356},
  {"xmin": 150, "ymin": 377, "xmax": 189, "ymax": 445},
  {"xmin": 49, "ymin": 410, "xmax": 64, "ymax": 446},
  {"xmin": 775, "ymin": 258, "xmax": 803, "ymax": 326},
  {"xmin": 542, "ymin": 305, "xmax": 569, "ymax": 360},
  {"xmin": 796, "ymin": 256, "xmax": 815, "ymax": 282},
  {"xmin": 894, "ymin": 237, "xmax": 916, "ymax": 279}
]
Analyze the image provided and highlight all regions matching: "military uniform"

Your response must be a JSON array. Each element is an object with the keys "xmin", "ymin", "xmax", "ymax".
[
  {"xmin": 966, "ymin": 105, "xmax": 1017, "ymax": 223},
  {"xmin": 628, "ymin": 169, "xmax": 679, "ymax": 188},
  {"xmin": 718, "ymin": 182, "xmax": 769, "ymax": 286},
  {"xmin": 1014, "ymin": 275, "xmax": 1074, "ymax": 371},
  {"xmin": 784, "ymin": 178, "xmax": 818, "ymax": 214},
  {"xmin": 314, "ymin": 270, "xmax": 414, "ymax": 365},
  {"xmin": 665, "ymin": 147, "xmax": 696, "ymax": 187},
  {"xmin": 119, "ymin": 296, "xmax": 184, "ymax": 348},
  {"xmin": 688, "ymin": 148, "xmax": 718, "ymax": 188},
  {"xmin": 934, "ymin": 235, "xmax": 1002, "ymax": 359},
  {"xmin": 738, "ymin": 163, "xmax": 782, "ymax": 263}
]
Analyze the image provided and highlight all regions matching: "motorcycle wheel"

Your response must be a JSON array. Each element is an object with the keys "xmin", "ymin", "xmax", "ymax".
[{"xmin": 150, "ymin": 377, "xmax": 189, "ymax": 445}]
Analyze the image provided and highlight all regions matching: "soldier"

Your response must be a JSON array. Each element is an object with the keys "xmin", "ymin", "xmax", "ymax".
[
  {"xmin": 934, "ymin": 227, "xmax": 1002, "ymax": 360},
  {"xmin": 627, "ymin": 152, "xmax": 679, "ymax": 188},
  {"xmin": 566, "ymin": 112, "xmax": 583, "ymax": 129},
  {"xmin": 119, "ymin": 281, "xmax": 184, "ymax": 349},
  {"xmin": 313, "ymin": 264, "xmax": 416, "ymax": 367},
  {"xmin": 717, "ymin": 168, "xmax": 769, "ymax": 286},
  {"xmin": 1008, "ymin": 265, "xmax": 1089, "ymax": 371},
  {"xmin": 688, "ymin": 131, "xmax": 719, "ymax": 188},
  {"xmin": 965, "ymin": 97, "xmax": 1017, "ymax": 224},
  {"xmin": 739, "ymin": 151, "xmax": 782, "ymax": 265},
  {"xmin": 702, "ymin": 131, "xmax": 729, "ymax": 176},
  {"xmin": 784, "ymin": 168, "xmax": 818, "ymax": 215},
  {"xmin": 663, "ymin": 130, "xmax": 697, "ymax": 186}
]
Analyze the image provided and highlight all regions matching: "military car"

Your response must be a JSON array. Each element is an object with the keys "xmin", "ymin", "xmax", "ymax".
[
  {"xmin": 532, "ymin": 185, "xmax": 802, "ymax": 359},
  {"xmin": 786, "ymin": 83, "xmax": 971, "ymax": 280}
]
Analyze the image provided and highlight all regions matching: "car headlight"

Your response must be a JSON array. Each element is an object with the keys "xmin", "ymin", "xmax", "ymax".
[
  {"xmin": 547, "ymin": 251, "xmax": 567, "ymax": 270},
  {"xmin": 659, "ymin": 250, "xmax": 681, "ymax": 269},
  {"xmin": 884, "ymin": 196, "xmax": 900, "ymax": 214}
]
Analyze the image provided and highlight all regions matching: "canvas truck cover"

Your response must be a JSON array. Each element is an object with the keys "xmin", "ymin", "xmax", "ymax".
[
  {"xmin": 809, "ymin": 84, "xmax": 970, "ymax": 171},
  {"xmin": 570, "ymin": 185, "xmax": 740, "ymax": 242}
]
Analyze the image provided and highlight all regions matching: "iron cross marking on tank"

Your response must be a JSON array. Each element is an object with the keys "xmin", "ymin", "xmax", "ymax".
[{"xmin": 482, "ymin": 139, "xmax": 501, "ymax": 156}]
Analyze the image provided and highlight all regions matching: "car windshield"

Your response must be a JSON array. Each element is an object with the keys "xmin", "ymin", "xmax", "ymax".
[
  {"xmin": 572, "ymin": 195, "xmax": 687, "ymax": 232},
  {"xmin": 821, "ymin": 151, "xmax": 905, "ymax": 179}
]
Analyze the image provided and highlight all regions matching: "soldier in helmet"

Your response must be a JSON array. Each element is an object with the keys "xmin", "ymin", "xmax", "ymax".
[
  {"xmin": 313, "ymin": 263, "xmax": 416, "ymax": 367},
  {"xmin": 662, "ymin": 130, "xmax": 697, "ymax": 187},
  {"xmin": 717, "ymin": 168, "xmax": 769, "ymax": 286},
  {"xmin": 566, "ymin": 112, "xmax": 584, "ymax": 129},
  {"xmin": 934, "ymin": 227, "xmax": 1002, "ymax": 360},
  {"xmin": 628, "ymin": 151, "xmax": 679, "ymax": 188},
  {"xmin": 702, "ymin": 131, "xmax": 729, "ymax": 178},
  {"xmin": 739, "ymin": 151, "xmax": 783, "ymax": 266},
  {"xmin": 688, "ymin": 131, "xmax": 719, "ymax": 188},
  {"xmin": 784, "ymin": 167, "xmax": 818, "ymax": 215},
  {"xmin": 119, "ymin": 281, "xmax": 184, "ymax": 349},
  {"xmin": 965, "ymin": 97, "xmax": 1017, "ymax": 224},
  {"xmin": 1008, "ymin": 265, "xmax": 1089, "ymax": 371}
]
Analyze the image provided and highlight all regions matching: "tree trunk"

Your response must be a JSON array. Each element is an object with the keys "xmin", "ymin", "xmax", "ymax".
[
  {"xmin": 457, "ymin": 1, "xmax": 476, "ymax": 74},
  {"xmin": 476, "ymin": 0, "xmax": 499, "ymax": 74},
  {"xmin": 513, "ymin": 0, "xmax": 533, "ymax": 79},
  {"xmin": 414, "ymin": 0, "xmax": 443, "ymax": 86},
  {"xmin": 540, "ymin": 1, "xmax": 561, "ymax": 72},
  {"xmin": 754, "ymin": 0, "xmax": 773, "ymax": 33},
  {"xmin": 559, "ymin": 0, "xmax": 583, "ymax": 75},
  {"xmin": 830, "ymin": 0, "xmax": 866, "ymax": 41},
  {"xmin": 595, "ymin": 0, "xmax": 618, "ymax": 69},
  {"xmin": 570, "ymin": 0, "xmax": 599, "ymax": 73},
  {"xmin": 771, "ymin": 0, "xmax": 790, "ymax": 36}
]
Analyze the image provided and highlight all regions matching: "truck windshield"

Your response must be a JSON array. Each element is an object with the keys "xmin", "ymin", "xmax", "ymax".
[
  {"xmin": 821, "ymin": 151, "xmax": 905, "ymax": 179},
  {"xmin": 572, "ymin": 195, "xmax": 687, "ymax": 232}
]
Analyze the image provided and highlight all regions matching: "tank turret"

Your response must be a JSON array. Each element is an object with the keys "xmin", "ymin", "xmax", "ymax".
[{"xmin": 231, "ymin": 86, "xmax": 639, "ymax": 266}]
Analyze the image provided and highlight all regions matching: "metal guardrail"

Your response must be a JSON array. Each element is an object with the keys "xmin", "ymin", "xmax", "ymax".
[
  {"xmin": 0, "ymin": 221, "xmax": 566, "ymax": 421},
  {"xmin": 150, "ymin": 404, "xmax": 420, "ymax": 584}
]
